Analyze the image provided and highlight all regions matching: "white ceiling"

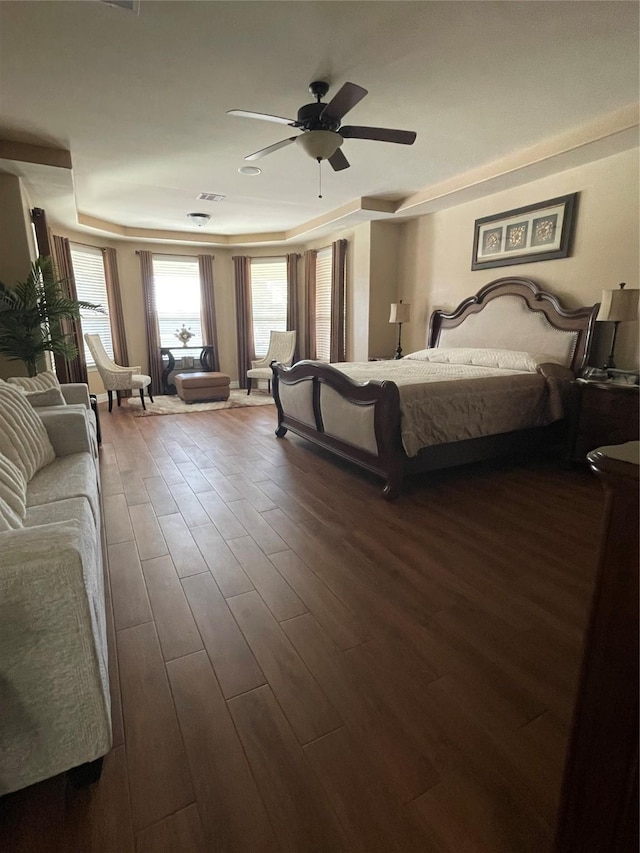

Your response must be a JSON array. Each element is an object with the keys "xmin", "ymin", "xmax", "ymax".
[{"xmin": 0, "ymin": 0, "xmax": 638, "ymax": 244}]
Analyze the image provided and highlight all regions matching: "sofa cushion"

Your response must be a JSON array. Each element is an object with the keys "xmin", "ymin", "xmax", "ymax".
[
  {"xmin": 24, "ymin": 495, "xmax": 108, "ymax": 699},
  {"xmin": 27, "ymin": 453, "xmax": 99, "ymax": 524},
  {"xmin": 38, "ymin": 406, "xmax": 97, "ymax": 459},
  {"xmin": 0, "ymin": 453, "xmax": 27, "ymax": 531},
  {"xmin": 25, "ymin": 498, "xmax": 100, "ymax": 590},
  {"xmin": 6, "ymin": 371, "xmax": 60, "ymax": 392},
  {"xmin": 23, "ymin": 388, "xmax": 67, "ymax": 408},
  {"xmin": 0, "ymin": 384, "xmax": 56, "ymax": 482}
]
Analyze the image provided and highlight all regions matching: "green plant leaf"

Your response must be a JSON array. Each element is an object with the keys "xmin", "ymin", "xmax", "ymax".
[{"xmin": 0, "ymin": 256, "xmax": 103, "ymax": 374}]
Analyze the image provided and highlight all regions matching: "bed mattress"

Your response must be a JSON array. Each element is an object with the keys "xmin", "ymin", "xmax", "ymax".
[{"xmin": 332, "ymin": 349, "xmax": 568, "ymax": 457}]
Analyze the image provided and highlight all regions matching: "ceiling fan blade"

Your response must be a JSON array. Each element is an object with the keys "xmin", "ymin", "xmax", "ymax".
[
  {"xmin": 340, "ymin": 126, "xmax": 417, "ymax": 145},
  {"xmin": 328, "ymin": 148, "xmax": 350, "ymax": 171},
  {"xmin": 244, "ymin": 137, "xmax": 298, "ymax": 161},
  {"xmin": 228, "ymin": 109, "xmax": 296, "ymax": 127},
  {"xmin": 320, "ymin": 82, "xmax": 368, "ymax": 122}
]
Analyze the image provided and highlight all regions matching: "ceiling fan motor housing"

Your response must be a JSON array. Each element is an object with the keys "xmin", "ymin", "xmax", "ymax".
[{"xmin": 296, "ymin": 101, "xmax": 340, "ymax": 132}]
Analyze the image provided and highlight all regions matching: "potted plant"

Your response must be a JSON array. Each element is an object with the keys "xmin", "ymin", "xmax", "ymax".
[{"xmin": 0, "ymin": 256, "xmax": 103, "ymax": 377}]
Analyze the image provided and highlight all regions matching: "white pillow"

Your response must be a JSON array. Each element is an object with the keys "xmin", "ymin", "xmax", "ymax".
[
  {"xmin": 7, "ymin": 370, "xmax": 61, "ymax": 392},
  {"xmin": 0, "ymin": 384, "xmax": 56, "ymax": 482},
  {"xmin": 403, "ymin": 347, "xmax": 563, "ymax": 372},
  {"xmin": 0, "ymin": 452, "xmax": 26, "ymax": 530}
]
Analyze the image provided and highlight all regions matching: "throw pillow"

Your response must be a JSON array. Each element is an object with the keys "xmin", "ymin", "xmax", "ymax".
[
  {"xmin": 0, "ymin": 452, "xmax": 26, "ymax": 530},
  {"xmin": 7, "ymin": 371, "xmax": 61, "ymax": 392},
  {"xmin": 24, "ymin": 388, "xmax": 67, "ymax": 408},
  {"xmin": 0, "ymin": 384, "xmax": 56, "ymax": 482}
]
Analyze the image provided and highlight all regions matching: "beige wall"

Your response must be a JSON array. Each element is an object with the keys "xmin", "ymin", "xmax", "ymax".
[
  {"xmin": 397, "ymin": 149, "xmax": 640, "ymax": 369},
  {"xmin": 369, "ymin": 221, "xmax": 401, "ymax": 359},
  {"xmin": 0, "ymin": 173, "xmax": 38, "ymax": 379}
]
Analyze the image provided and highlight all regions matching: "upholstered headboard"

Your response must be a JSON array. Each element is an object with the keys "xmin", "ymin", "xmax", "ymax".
[{"xmin": 428, "ymin": 278, "xmax": 597, "ymax": 373}]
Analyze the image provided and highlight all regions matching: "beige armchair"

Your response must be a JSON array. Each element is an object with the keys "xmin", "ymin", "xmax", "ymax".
[
  {"xmin": 247, "ymin": 330, "xmax": 296, "ymax": 395},
  {"xmin": 84, "ymin": 334, "xmax": 153, "ymax": 412}
]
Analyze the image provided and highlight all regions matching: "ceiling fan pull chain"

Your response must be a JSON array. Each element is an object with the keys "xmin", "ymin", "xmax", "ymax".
[{"xmin": 318, "ymin": 157, "xmax": 322, "ymax": 198}]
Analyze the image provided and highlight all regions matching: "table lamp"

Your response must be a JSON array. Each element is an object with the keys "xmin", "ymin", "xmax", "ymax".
[
  {"xmin": 596, "ymin": 282, "xmax": 639, "ymax": 369},
  {"xmin": 389, "ymin": 300, "xmax": 411, "ymax": 359}
]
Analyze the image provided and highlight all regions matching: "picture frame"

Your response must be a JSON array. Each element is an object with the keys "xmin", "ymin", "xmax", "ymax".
[{"xmin": 471, "ymin": 193, "xmax": 577, "ymax": 270}]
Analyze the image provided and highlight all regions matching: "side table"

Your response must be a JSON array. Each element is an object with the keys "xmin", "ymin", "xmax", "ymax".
[
  {"xmin": 160, "ymin": 345, "xmax": 215, "ymax": 395},
  {"xmin": 567, "ymin": 380, "xmax": 639, "ymax": 463}
]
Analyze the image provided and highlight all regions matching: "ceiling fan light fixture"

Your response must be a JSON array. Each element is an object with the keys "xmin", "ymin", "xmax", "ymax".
[
  {"xmin": 296, "ymin": 130, "xmax": 343, "ymax": 162},
  {"xmin": 186, "ymin": 212, "xmax": 211, "ymax": 227},
  {"xmin": 238, "ymin": 165, "xmax": 262, "ymax": 176}
]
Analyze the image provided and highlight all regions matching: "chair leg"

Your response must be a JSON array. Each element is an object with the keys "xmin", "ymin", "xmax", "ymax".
[
  {"xmin": 268, "ymin": 379, "xmax": 271, "ymax": 394},
  {"xmin": 116, "ymin": 390, "xmax": 121, "ymax": 407},
  {"xmin": 139, "ymin": 388, "xmax": 146, "ymax": 411},
  {"xmin": 108, "ymin": 391, "xmax": 113, "ymax": 413},
  {"xmin": 148, "ymin": 385, "xmax": 154, "ymax": 403},
  {"xmin": 247, "ymin": 380, "xmax": 252, "ymax": 396}
]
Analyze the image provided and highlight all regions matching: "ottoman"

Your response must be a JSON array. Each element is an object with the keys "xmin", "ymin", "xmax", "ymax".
[{"xmin": 174, "ymin": 372, "xmax": 231, "ymax": 403}]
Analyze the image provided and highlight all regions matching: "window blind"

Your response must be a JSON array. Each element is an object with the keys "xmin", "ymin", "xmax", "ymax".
[
  {"xmin": 250, "ymin": 257, "xmax": 287, "ymax": 357},
  {"xmin": 315, "ymin": 247, "xmax": 332, "ymax": 362},
  {"xmin": 69, "ymin": 243, "xmax": 113, "ymax": 367},
  {"xmin": 152, "ymin": 254, "xmax": 202, "ymax": 348}
]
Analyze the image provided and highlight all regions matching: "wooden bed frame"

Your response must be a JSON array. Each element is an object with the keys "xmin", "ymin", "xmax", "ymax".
[{"xmin": 271, "ymin": 277, "xmax": 598, "ymax": 499}]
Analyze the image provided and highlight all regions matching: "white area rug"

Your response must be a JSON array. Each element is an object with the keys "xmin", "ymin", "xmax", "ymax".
[{"xmin": 127, "ymin": 389, "xmax": 275, "ymax": 417}]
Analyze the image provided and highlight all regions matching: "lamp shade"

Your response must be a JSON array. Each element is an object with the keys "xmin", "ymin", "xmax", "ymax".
[
  {"xmin": 389, "ymin": 302, "xmax": 411, "ymax": 324},
  {"xmin": 596, "ymin": 284, "xmax": 639, "ymax": 322}
]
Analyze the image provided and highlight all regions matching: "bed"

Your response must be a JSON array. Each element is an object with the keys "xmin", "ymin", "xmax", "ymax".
[{"xmin": 271, "ymin": 277, "xmax": 597, "ymax": 499}]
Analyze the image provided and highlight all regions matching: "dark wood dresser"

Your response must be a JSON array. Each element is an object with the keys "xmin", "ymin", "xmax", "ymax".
[
  {"xmin": 569, "ymin": 381, "xmax": 639, "ymax": 463},
  {"xmin": 554, "ymin": 441, "xmax": 639, "ymax": 853}
]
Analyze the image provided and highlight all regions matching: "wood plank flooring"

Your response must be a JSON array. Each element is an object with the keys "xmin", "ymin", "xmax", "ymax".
[{"xmin": 0, "ymin": 401, "xmax": 604, "ymax": 852}]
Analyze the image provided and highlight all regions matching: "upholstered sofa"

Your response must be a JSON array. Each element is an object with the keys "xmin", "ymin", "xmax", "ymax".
[
  {"xmin": 0, "ymin": 380, "xmax": 111, "ymax": 796},
  {"xmin": 5, "ymin": 371, "xmax": 99, "ymax": 456}
]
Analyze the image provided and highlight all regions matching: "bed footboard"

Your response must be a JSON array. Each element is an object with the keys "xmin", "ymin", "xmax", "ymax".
[{"xmin": 271, "ymin": 360, "xmax": 405, "ymax": 499}]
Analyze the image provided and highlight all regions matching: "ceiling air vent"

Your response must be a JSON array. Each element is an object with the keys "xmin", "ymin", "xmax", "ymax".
[
  {"xmin": 99, "ymin": 0, "xmax": 140, "ymax": 13},
  {"xmin": 197, "ymin": 192, "xmax": 226, "ymax": 203}
]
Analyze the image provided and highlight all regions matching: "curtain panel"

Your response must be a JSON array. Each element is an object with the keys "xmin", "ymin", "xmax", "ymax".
[
  {"xmin": 330, "ymin": 239, "xmax": 347, "ymax": 363},
  {"xmin": 31, "ymin": 208, "xmax": 52, "ymax": 259},
  {"xmin": 103, "ymin": 247, "xmax": 131, "ymax": 396},
  {"xmin": 233, "ymin": 255, "xmax": 254, "ymax": 389},
  {"xmin": 52, "ymin": 235, "xmax": 88, "ymax": 384},
  {"xmin": 138, "ymin": 250, "xmax": 164, "ymax": 396},
  {"xmin": 303, "ymin": 249, "xmax": 317, "ymax": 360},
  {"xmin": 286, "ymin": 253, "xmax": 300, "ymax": 361},
  {"xmin": 197, "ymin": 254, "xmax": 220, "ymax": 371}
]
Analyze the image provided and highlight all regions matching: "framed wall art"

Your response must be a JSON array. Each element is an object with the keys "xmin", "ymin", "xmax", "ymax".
[{"xmin": 471, "ymin": 193, "xmax": 578, "ymax": 270}]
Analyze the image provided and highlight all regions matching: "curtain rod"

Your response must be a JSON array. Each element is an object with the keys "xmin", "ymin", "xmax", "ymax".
[
  {"xmin": 63, "ymin": 237, "xmax": 109, "ymax": 251},
  {"xmin": 231, "ymin": 253, "xmax": 301, "ymax": 260},
  {"xmin": 134, "ymin": 250, "xmax": 215, "ymax": 258}
]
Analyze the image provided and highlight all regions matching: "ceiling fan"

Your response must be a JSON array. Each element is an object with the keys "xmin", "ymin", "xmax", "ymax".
[{"xmin": 227, "ymin": 81, "xmax": 417, "ymax": 172}]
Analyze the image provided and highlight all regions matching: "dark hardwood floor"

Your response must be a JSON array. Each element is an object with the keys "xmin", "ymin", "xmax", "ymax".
[{"xmin": 0, "ymin": 401, "xmax": 604, "ymax": 852}]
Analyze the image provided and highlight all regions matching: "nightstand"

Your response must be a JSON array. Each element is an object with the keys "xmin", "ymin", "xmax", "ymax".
[{"xmin": 568, "ymin": 381, "xmax": 639, "ymax": 462}]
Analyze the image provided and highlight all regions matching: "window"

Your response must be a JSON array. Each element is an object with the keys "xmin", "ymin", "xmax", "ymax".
[
  {"xmin": 152, "ymin": 254, "xmax": 202, "ymax": 348},
  {"xmin": 315, "ymin": 247, "xmax": 332, "ymax": 362},
  {"xmin": 250, "ymin": 257, "xmax": 287, "ymax": 357},
  {"xmin": 69, "ymin": 243, "xmax": 113, "ymax": 367}
]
